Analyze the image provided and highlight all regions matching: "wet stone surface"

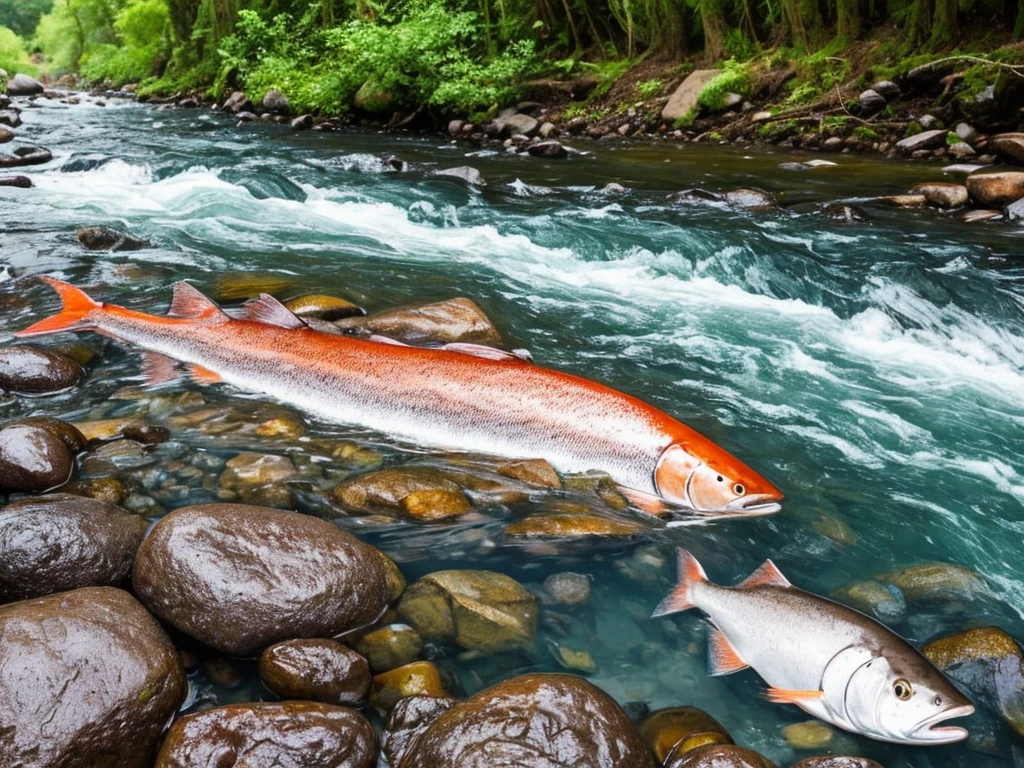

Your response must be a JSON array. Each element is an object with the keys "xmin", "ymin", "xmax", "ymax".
[
  {"xmin": 0, "ymin": 345, "xmax": 83, "ymax": 393},
  {"xmin": 0, "ymin": 493, "xmax": 147, "ymax": 603},
  {"xmin": 0, "ymin": 421, "xmax": 76, "ymax": 492},
  {"xmin": 132, "ymin": 503, "xmax": 391, "ymax": 654},
  {"xmin": 258, "ymin": 638, "xmax": 371, "ymax": 705},
  {"xmin": 155, "ymin": 701, "xmax": 377, "ymax": 768},
  {"xmin": 0, "ymin": 587, "xmax": 185, "ymax": 768}
]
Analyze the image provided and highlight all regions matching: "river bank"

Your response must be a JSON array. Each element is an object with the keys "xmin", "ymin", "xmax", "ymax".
[{"xmin": 0, "ymin": 88, "xmax": 1023, "ymax": 768}]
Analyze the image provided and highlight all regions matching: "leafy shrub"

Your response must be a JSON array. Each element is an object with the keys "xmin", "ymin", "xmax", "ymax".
[
  {"xmin": 697, "ymin": 59, "xmax": 751, "ymax": 110},
  {"xmin": 0, "ymin": 26, "xmax": 36, "ymax": 77},
  {"xmin": 635, "ymin": 78, "xmax": 662, "ymax": 98}
]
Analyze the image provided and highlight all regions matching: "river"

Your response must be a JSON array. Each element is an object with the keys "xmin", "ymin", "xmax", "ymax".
[{"xmin": 2, "ymin": 94, "xmax": 1023, "ymax": 766}]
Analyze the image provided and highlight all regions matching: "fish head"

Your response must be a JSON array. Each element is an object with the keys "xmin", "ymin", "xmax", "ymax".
[
  {"xmin": 843, "ymin": 652, "xmax": 974, "ymax": 745},
  {"xmin": 654, "ymin": 444, "xmax": 783, "ymax": 515}
]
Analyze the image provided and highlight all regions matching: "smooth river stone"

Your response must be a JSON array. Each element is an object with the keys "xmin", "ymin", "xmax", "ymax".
[
  {"xmin": 155, "ymin": 701, "xmax": 376, "ymax": 768},
  {"xmin": 0, "ymin": 422, "xmax": 75, "ymax": 492},
  {"xmin": 132, "ymin": 503, "xmax": 390, "ymax": 655},
  {"xmin": 639, "ymin": 706, "xmax": 733, "ymax": 761},
  {"xmin": 385, "ymin": 673, "xmax": 656, "ymax": 768},
  {"xmin": 0, "ymin": 587, "xmax": 185, "ymax": 768},
  {"xmin": 0, "ymin": 345, "xmax": 83, "ymax": 393},
  {"xmin": 258, "ymin": 638, "xmax": 371, "ymax": 705},
  {"xmin": 334, "ymin": 296, "xmax": 504, "ymax": 347},
  {"xmin": 0, "ymin": 493, "xmax": 147, "ymax": 602},
  {"xmin": 665, "ymin": 744, "xmax": 776, "ymax": 767}
]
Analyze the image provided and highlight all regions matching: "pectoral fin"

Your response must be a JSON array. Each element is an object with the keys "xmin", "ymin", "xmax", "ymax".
[
  {"xmin": 766, "ymin": 687, "xmax": 825, "ymax": 704},
  {"xmin": 141, "ymin": 352, "xmax": 179, "ymax": 385},
  {"xmin": 189, "ymin": 363, "xmax": 223, "ymax": 384},
  {"xmin": 708, "ymin": 626, "xmax": 750, "ymax": 676}
]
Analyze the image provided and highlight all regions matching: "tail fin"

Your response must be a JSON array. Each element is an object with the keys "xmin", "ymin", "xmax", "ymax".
[
  {"xmin": 15, "ymin": 277, "xmax": 102, "ymax": 337},
  {"xmin": 651, "ymin": 548, "xmax": 707, "ymax": 617}
]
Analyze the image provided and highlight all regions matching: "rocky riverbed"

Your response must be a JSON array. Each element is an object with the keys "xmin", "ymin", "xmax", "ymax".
[{"xmin": 0, "ymin": 80, "xmax": 1022, "ymax": 768}]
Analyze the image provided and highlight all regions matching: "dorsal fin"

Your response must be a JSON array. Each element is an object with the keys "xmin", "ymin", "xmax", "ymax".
[
  {"xmin": 244, "ymin": 293, "xmax": 307, "ymax": 329},
  {"xmin": 168, "ymin": 282, "xmax": 228, "ymax": 322},
  {"xmin": 737, "ymin": 559, "xmax": 791, "ymax": 589}
]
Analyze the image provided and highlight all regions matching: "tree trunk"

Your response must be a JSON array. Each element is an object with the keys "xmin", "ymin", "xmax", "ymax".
[
  {"xmin": 907, "ymin": 0, "xmax": 933, "ymax": 47},
  {"xmin": 700, "ymin": 0, "xmax": 726, "ymax": 60},
  {"xmin": 930, "ymin": 0, "xmax": 957, "ymax": 46},
  {"xmin": 836, "ymin": 0, "xmax": 861, "ymax": 40}
]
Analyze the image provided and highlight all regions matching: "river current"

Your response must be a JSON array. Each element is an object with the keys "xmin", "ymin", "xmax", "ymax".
[{"xmin": 2, "ymin": 95, "xmax": 1023, "ymax": 766}]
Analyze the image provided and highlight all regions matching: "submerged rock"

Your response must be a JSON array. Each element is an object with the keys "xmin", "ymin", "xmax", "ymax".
[
  {"xmin": 924, "ymin": 626, "xmax": 1024, "ymax": 737},
  {"xmin": 335, "ymin": 296, "xmax": 504, "ymax": 347},
  {"xmin": 0, "ymin": 587, "xmax": 185, "ymax": 768},
  {"xmin": 821, "ymin": 203, "xmax": 868, "ymax": 222},
  {"xmin": 385, "ymin": 673, "xmax": 655, "ymax": 767},
  {"xmin": 284, "ymin": 293, "xmax": 364, "ymax": 320},
  {"xmin": 879, "ymin": 562, "xmax": 987, "ymax": 601},
  {"xmin": 0, "ymin": 345, "xmax": 83, "ymax": 393},
  {"xmin": 504, "ymin": 509, "xmax": 646, "ymax": 538},
  {"xmin": 355, "ymin": 623, "xmax": 425, "ymax": 672},
  {"xmin": 259, "ymin": 638, "xmax": 371, "ymax": 705},
  {"xmin": 790, "ymin": 758, "xmax": 883, "ymax": 768},
  {"xmin": 0, "ymin": 421, "xmax": 76, "ymax": 492},
  {"xmin": 155, "ymin": 701, "xmax": 376, "ymax": 768},
  {"xmin": 397, "ymin": 569, "xmax": 537, "ymax": 653},
  {"xmin": 0, "ymin": 494, "xmax": 147, "ymax": 603},
  {"xmin": 831, "ymin": 579, "xmax": 905, "ymax": 620},
  {"xmin": 639, "ymin": 706, "xmax": 733, "ymax": 761},
  {"xmin": 371, "ymin": 660, "xmax": 451, "ymax": 713},
  {"xmin": 543, "ymin": 571, "xmax": 591, "ymax": 605},
  {"xmin": 0, "ymin": 174, "xmax": 30, "ymax": 187},
  {"xmin": 528, "ymin": 140, "xmax": 569, "ymax": 158},
  {"xmin": 76, "ymin": 225, "xmax": 149, "ymax": 251},
  {"xmin": 132, "ymin": 503, "xmax": 391, "ymax": 655},
  {"xmin": 725, "ymin": 188, "xmax": 777, "ymax": 210},
  {"xmin": 219, "ymin": 451, "xmax": 298, "ymax": 504},
  {"xmin": 966, "ymin": 171, "xmax": 1024, "ymax": 206},
  {"xmin": 431, "ymin": 165, "xmax": 486, "ymax": 186},
  {"xmin": 332, "ymin": 465, "xmax": 472, "ymax": 520},
  {"xmin": 880, "ymin": 193, "xmax": 927, "ymax": 208},
  {"xmin": 782, "ymin": 720, "xmax": 836, "ymax": 749}
]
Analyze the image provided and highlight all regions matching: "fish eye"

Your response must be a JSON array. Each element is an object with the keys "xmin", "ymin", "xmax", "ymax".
[
  {"xmin": 733, "ymin": 483, "xmax": 745, "ymax": 495},
  {"xmin": 934, "ymin": 696, "xmax": 942, "ymax": 706},
  {"xmin": 893, "ymin": 679, "xmax": 913, "ymax": 701}
]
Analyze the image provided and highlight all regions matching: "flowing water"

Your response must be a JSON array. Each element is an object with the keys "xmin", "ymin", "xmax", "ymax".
[{"xmin": 2, "ymin": 95, "xmax": 1023, "ymax": 766}]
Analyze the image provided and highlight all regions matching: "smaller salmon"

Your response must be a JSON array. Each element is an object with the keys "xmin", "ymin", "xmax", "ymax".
[{"xmin": 653, "ymin": 550, "xmax": 975, "ymax": 745}]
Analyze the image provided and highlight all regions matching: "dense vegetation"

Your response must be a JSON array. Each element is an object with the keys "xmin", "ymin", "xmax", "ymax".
[{"xmin": 0, "ymin": 0, "xmax": 1022, "ymax": 116}]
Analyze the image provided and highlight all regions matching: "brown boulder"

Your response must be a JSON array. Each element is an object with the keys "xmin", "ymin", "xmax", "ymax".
[
  {"xmin": 639, "ymin": 706, "xmax": 733, "ymax": 761},
  {"xmin": 966, "ymin": 171, "xmax": 1024, "ymax": 206},
  {"xmin": 355, "ymin": 623, "xmax": 425, "ymax": 672},
  {"xmin": 910, "ymin": 182, "xmax": 968, "ymax": 208},
  {"xmin": 386, "ymin": 673, "xmax": 655, "ymax": 767},
  {"xmin": 258, "ymin": 638, "xmax": 371, "ymax": 705},
  {"xmin": 665, "ymin": 744, "xmax": 775, "ymax": 767},
  {"xmin": 790, "ymin": 758, "xmax": 884, "ymax": 768},
  {"xmin": 991, "ymin": 132, "xmax": 1024, "ymax": 163},
  {"xmin": 0, "ymin": 494, "xmax": 147, "ymax": 602},
  {"xmin": 332, "ymin": 466, "xmax": 473, "ymax": 520},
  {"xmin": 283, "ymin": 293, "xmax": 364, "ymax": 320},
  {"xmin": 371, "ymin": 660, "xmax": 451, "ymax": 713},
  {"xmin": 132, "ymin": 503, "xmax": 390, "ymax": 655},
  {"xmin": 504, "ymin": 510, "xmax": 646, "ymax": 538},
  {"xmin": 0, "ymin": 421, "xmax": 75, "ymax": 491},
  {"xmin": 0, "ymin": 345, "xmax": 83, "ymax": 393},
  {"xmin": 398, "ymin": 569, "xmax": 537, "ymax": 653},
  {"xmin": 0, "ymin": 587, "xmax": 185, "ymax": 768},
  {"xmin": 155, "ymin": 701, "xmax": 376, "ymax": 768},
  {"xmin": 335, "ymin": 297, "xmax": 504, "ymax": 347}
]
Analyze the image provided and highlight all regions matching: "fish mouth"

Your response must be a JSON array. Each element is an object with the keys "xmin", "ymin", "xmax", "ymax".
[
  {"xmin": 724, "ymin": 494, "xmax": 783, "ymax": 516},
  {"xmin": 911, "ymin": 703, "xmax": 975, "ymax": 743}
]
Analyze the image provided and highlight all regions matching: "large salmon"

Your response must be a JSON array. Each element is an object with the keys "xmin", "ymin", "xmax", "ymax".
[{"xmin": 16, "ymin": 278, "xmax": 783, "ymax": 517}]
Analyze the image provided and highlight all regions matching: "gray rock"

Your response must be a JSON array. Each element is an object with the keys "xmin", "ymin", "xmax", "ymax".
[
  {"xmin": 447, "ymin": 119, "xmax": 463, "ymax": 136},
  {"xmin": 724, "ymin": 188, "xmax": 777, "ymax": 209},
  {"xmin": 948, "ymin": 141, "xmax": 976, "ymax": 159},
  {"xmin": 821, "ymin": 203, "xmax": 868, "ymax": 222},
  {"xmin": 905, "ymin": 61, "xmax": 956, "ymax": 88},
  {"xmin": 895, "ymin": 129, "xmax": 947, "ymax": 153},
  {"xmin": 6, "ymin": 73, "xmax": 43, "ymax": 96},
  {"xmin": 961, "ymin": 208, "xmax": 1004, "ymax": 223},
  {"xmin": 262, "ymin": 89, "xmax": 289, "ymax": 114},
  {"xmin": 942, "ymin": 163, "xmax": 984, "ymax": 175},
  {"xmin": 1006, "ymin": 197, "xmax": 1024, "ymax": 222},
  {"xmin": 431, "ymin": 165, "xmax": 486, "ymax": 186},
  {"xmin": 720, "ymin": 92, "xmax": 743, "ymax": 109},
  {"xmin": 955, "ymin": 122, "xmax": 977, "ymax": 142},
  {"xmin": 871, "ymin": 80, "xmax": 901, "ymax": 99},
  {"xmin": 503, "ymin": 113, "xmax": 539, "ymax": 137},
  {"xmin": 76, "ymin": 225, "xmax": 148, "ymax": 251},
  {"xmin": 823, "ymin": 136, "xmax": 844, "ymax": 151},
  {"xmin": 538, "ymin": 121, "xmax": 557, "ymax": 138},
  {"xmin": 0, "ymin": 146, "xmax": 51, "ymax": 168},
  {"xmin": 910, "ymin": 182, "xmax": 968, "ymax": 208},
  {"xmin": 291, "ymin": 114, "xmax": 313, "ymax": 131},
  {"xmin": 992, "ymin": 133, "xmax": 1024, "ymax": 164},
  {"xmin": 918, "ymin": 113, "xmax": 939, "ymax": 129},
  {"xmin": 527, "ymin": 140, "xmax": 568, "ymax": 158},
  {"xmin": 223, "ymin": 90, "xmax": 253, "ymax": 114},
  {"xmin": 601, "ymin": 182, "xmax": 627, "ymax": 194},
  {"xmin": 0, "ymin": 110, "xmax": 21, "ymax": 128},
  {"xmin": 858, "ymin": 89, "xmax": 886, "ymax": 114},
  {"xmin": 661, "ymin": 69, "xmax": 723, "ymax": 122}
]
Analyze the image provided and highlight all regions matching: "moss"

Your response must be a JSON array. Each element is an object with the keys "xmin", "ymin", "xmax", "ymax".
[
  {"xmin": 696, "ymin": 59, "xmax": 752, "ymax": 110},
  {"xmin": 853, "ymin": 126, "xmax": 879, "ymax": 141}
]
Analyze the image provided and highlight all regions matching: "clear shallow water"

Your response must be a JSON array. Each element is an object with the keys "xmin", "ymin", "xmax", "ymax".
[{"xmin": 2, "ymin": 95, "xmax": 1023, "ymax": 766}]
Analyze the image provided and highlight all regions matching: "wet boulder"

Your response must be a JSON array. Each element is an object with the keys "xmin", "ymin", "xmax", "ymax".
[
  {"xmin": 155, "ymin": 701, "xmax": 376, "ymax": 768},
  {"xmin": 857, "ymin": 89, "xmax": 886, "ymax": 115},
  {"xmin": 790, "ymin": 759, "xmax": 883, "ymax": 768},
  {"xmin": 966, "ymin": 171, "xmax": 1024, "ymax": 207},
  {"xmin": 262, "ymin": 89, "xmax": 289, "ymax": 114},
  {"xmin": 0, "ymin": 587, "xmax": 185, "ymax": 768},
  {"xmin": 0, "ymin": 421, "xmax": 76, "ymax": 492},
  {"xmin": 543, "ymin": 571, "xmax": 592, "ymax": 605},
  {"xmin": 0, "ymin": 494, "xmax": 147, "ymax": 603},
  {"xmin": 291, "ymin": 113, "xmax": 313, "ymax": 131},
  {"xmin": 0, "ymin": 174, "xmax": 31, "ymax": 187},
  {"xmin": 831, "ymin": 579, "xmax": 905, "ymax": 620},
  {"xmin": 335, "ymin": 296, "xmax": 504, "ymax": 347},
  {"xmin": 15, "ymin": 416, "xmax": 88, "ymax": 453},
  {"xmin": 384, "ymin": 673, "xmax": 655, "ymax": 767},
  {"xmin": 725, "ymin": 188, "xmax": 777, "ymax": 210},
  {"xmin": 76, "ymin": 225, "xmax": 149, "ymax": 251},
  {"xmin": 501, "ymin": 112, "xmax": 539, "ymax": 137},
  {"xmin": 639, "ymin": 706, "xmax": 733, "ymax": 761},
  {"xmin": 258, "ymin": 638, "xmax": 371, "ymax": 705},
  {"xmin": 0, "ymin": 344, "xmax": 83, "ymax": 393},
  {"xmin": 878, "ymin": 562, "xmax": 987, "ymax": 601},
  {"xmin": 6, "ymin": 73, "xmax": 44, "ymax": 96},
  {"xmin": 821, "ymin": 203, "xmax": 868, "ymax": 222},
  {"xmin": 355, "ymin": 623, "xmax": 425, "ymax": 672},
  {"xmin": 397, "ymin": 569, "xmax": 537, "ymax": 653},
  {"xmin": 431, "ymin": 165, "xmax": 487, "ymax": 186},
  {"xmin": 911, "ymin": 182, "xmax": 968, "ymax": 208},
  {"xmin": 284, "ymin": 293, "xmax": 364, "ymax": 320},
  {"xmin": 992, "ymin": 133, "xmax": 1024, "ymax": 164},
  {"xmin": 223, "ymin": 90, "xmax": 254, "ymax": 113},
  {"xmin": 665, "ymin": 745, "xmax": 775, "ymax": 767},
  {"xmin": 0, "ymin": 125, "xmax": 13, "ymax": 143},
  {"xmin": 0, "ymin": 146, "xmax": 52, "ymax": 167},
  {"xmin": 528, "ymin": 140, "xmax": 569, "ymax": 158},
  {"xmin": 331, "ymin": 465, "xmax": 473, "ymax": 520},
  {"xmin": 924, "ymin": 626, "xmax": 1024, "ymax": 737},
  {"xmin": 371, "ymin": 660, "xmax": 451, "ymax": 713},
  {"xmin": 0, "ymin": 109, "xmax": 21, "ymax": 127},
  {"xmin": 132, "ymin": 503, "xmax": 391, "ymax": 655},
  {"xmin": 504, "ymin": 509, "xmax": 647, "ymax": 538}
]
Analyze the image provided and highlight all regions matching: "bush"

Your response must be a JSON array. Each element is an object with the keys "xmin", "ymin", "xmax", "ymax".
[
  {"xmin": 697, "ymin": 59, "xmax": 751, "ymax": 110},
  {"xmin": 0, "ymin": 26, "xmax": 36, "ymax": 77}
]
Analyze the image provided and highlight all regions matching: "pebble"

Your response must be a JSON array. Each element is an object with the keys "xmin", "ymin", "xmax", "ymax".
[{"xmin": 259, "ymin": 638, "xmax": 371, "ymax": 705}]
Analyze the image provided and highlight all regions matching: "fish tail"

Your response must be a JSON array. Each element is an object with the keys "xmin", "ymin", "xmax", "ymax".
[
  {"xmin": 652, "ymin": 548, "xmax": 707, "ymax": 617},
  {"xmin": 15, "ymin": 277, "xmax": 102, "ymax": 337}
]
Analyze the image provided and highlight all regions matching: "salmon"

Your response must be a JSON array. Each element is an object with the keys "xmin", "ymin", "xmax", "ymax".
[{"xmin": 16, "ymin": 278, "xmax": 783, "ymax": 517}]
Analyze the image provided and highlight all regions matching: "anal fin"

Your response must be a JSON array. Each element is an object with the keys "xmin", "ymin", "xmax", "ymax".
[
  {"xmin": 141, "ymin": 352, "xmax": 179, "ymax": 386},
  {"xmin": 708, "ymin": 626, "xmax": 750, "ymax": 676},
  {"xmin": 189, "ymin": 363, "xmax": 223, "ymax": 384},
  {"xmin": 766, "ymin": 687, "xmax": 824, "ymax": 704}
]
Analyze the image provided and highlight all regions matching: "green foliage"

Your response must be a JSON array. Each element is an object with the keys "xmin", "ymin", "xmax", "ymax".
[
  {"xmin": 81, "ymin": 0, "xmax": 170, "ymax": 82},
  {"xmin": 697, "ymin": 58, "xmax": 751, "ymax": 109},
  {"xmin": 0, "ymin": 26, "xmax": 36, "ymax": 76},
  {"xmin": 853, "ymin": 125, "xmax": 879, "ymax": 140},
  {"xmin": 635, "ymin": 78, "xmax": 663, "ymax": 97},
  {"xmin": 0, "ymin": 0, "xmax": 54, "ymax": 37}
]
